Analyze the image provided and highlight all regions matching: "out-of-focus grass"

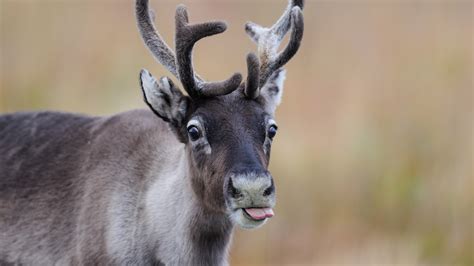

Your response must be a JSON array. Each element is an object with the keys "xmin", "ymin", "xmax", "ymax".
[{"xmin": 1, "ymin": 0, "xmax": 472, "ymax": 265}]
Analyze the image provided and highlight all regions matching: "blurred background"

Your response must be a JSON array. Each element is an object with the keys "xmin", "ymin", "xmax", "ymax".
[{"xmin": 1, "ymin": 0, "xmax": 472, "ymax": 265}]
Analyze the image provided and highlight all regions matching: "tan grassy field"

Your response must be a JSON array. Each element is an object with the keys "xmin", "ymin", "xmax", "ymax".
[{"xmin": 1, "ymin": 0, "xmax": 472, "ymax": 265}]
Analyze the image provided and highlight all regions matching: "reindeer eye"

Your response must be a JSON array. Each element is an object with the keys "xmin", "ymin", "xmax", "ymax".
[
  {"xmin": 187, "ymin": 126, "xmax": 201, "ymax": 141},
  {"xmin": 268, "ymin": 125, "xmax": 278, "ymax": 139}
]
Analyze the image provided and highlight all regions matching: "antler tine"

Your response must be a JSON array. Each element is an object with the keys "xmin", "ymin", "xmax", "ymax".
[
  {"xmin": 271, "ymin": 7, "xmax": 304, "ymax": 73},
  {"xmin": 136, "ymin": 0, "xmax": 178, "ymax": 78},
  {"xmin": 269, "ymin": 0, "xmax": 304, "ymax": 41},
  {"xmin": 175, "ymin": 5, "xmax": 242, "ymax": 98},
  {"xmin": 244, "ymin": 53, "xmax": 260, "ymax": 99},
  {"xmin": 244, "ymin": 0, "xmax": 304, "ymax": 98},
  {"xmin": 137, "ymin": 0, "xmax": 242, "ymax": 99}
]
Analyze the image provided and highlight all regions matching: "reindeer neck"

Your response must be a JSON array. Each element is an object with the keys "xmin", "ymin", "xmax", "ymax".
[{"xmin": 145, "ymin": 146, "xmax": 234, "ymax": 265}]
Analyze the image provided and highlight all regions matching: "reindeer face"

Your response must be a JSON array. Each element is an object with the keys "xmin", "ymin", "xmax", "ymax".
[
  {"xmin": 137, "ymin": 0, "xmax": 304, "ymax": 229},
  {"xmin": 140, "ymin": 73, "xmax": 285, "ymax": 228},
  {"xmin": 185, "ymin": 93, "xmax": 278, "ymax": 229}
]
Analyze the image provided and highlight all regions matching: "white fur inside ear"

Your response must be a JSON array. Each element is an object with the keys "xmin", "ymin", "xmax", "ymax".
[
  {"xmin": 140, "ymin": 69, "xmax": 183, "ymax": 122},
  {"xmin": 272, "ymin": 69, "xmax": 286, "ymax": 106},
  {"xmin": 140, "ymin": 69, "xmax": 159, "ymax": 102},
  {"xmin": 261, "ymin": 69, "xmax": 286, "ymax": 113},
  {"xmin": 140, "ymin": 70, "xmax": 174, "ymax": 109},
  {"xmin": 159, "ymin": 77, "xmax": 171, "ymax": 94}
]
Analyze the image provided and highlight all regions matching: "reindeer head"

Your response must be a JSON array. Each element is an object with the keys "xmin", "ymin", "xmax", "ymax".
[{"xmin": 136, "ymin": 0, "xmax": 304, "ymax": 229}]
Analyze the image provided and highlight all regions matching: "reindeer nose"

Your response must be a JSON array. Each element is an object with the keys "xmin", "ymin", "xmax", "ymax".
[{"xmin": 227, "ymin": 173, "xmax": 275, "ymax": 199}]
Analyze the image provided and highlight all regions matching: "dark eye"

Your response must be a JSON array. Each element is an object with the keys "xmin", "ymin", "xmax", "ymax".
[
  {"xmin": 267, "ymin": 125, "xmax": 278, "ymax": 139},
  {"xmin": 187, "ymin": 126, "xmax": 201, "ymax": 141}
]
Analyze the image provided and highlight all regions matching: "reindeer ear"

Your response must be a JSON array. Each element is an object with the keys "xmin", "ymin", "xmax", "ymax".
[
  {"xmin": 139, "ymin": 69, "xmax": 190, "ymax": 141},
  {"xmin": 260, "ymin": 69, "xmax": 286, "ymax": 114}
]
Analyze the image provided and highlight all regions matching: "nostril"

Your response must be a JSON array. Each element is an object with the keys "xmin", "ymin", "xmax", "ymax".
[
  {"xmin": 227, "ymin": 178, "xmax": 242, "ymax": 199},
  {"xmin": 263, "ymin": 182, "xmax": 275, "ymax": 197}
]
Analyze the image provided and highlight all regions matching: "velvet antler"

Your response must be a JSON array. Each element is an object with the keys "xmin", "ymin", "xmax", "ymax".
[
  {"xmin": 136, "ymin": 0, "xmax": 242, "ymax": 98},
  {"xmin": 243, "ymin": 0, "xmax": 305, "ymax": 99}
]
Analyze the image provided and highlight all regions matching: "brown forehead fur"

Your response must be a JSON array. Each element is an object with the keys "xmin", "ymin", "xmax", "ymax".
[{"xmin": 188, "ymin": 89, "xmax": 268, "ymax": 131}]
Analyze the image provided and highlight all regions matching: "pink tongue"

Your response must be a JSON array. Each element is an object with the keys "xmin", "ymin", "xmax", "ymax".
[{"xmin": 244, "ymin": 208, "xmax": 274, "ymax": 220}]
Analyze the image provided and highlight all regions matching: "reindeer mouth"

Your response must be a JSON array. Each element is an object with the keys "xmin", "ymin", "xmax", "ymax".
[{"xmin": 242, "ymin": 207, "xmax": 274, "ymax": 221}]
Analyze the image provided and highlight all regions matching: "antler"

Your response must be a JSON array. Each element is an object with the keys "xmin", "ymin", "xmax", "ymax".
[
  {"xmin": 136, "ymin": 0, "xmax": 178, "ymax": 77},
  {"xmin": 174, "ymin": 6, "xmax": 242, "ymax": 98},
  {"xmin": 243, "ymin": 0, "xmax": 305, "ymax": 99},
  {"xmin": 136, "ymin": 0, "xmax": 242, "ymax": 98}
]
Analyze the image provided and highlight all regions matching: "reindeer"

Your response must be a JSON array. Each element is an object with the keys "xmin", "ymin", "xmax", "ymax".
[{"xmin": 0, "ymin": 0, "xmax": 304, "ymax": 264}]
